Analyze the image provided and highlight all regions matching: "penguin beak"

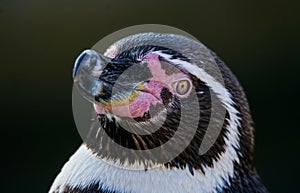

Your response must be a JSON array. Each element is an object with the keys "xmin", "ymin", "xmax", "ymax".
[
  {"xmin": 73, "ymin": 50, "xmax": 142, "ymax": 110},
  {"xmin": 73, "ymin": 49, "xmax": 110, "ymax": 103}
]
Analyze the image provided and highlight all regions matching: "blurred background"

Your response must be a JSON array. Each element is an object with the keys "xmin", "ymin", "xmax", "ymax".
[{"xmin": 1, "ymin": 0, "xmax": 299, "ymax": 192}]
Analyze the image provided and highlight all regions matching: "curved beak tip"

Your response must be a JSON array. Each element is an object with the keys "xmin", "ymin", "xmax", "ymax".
[{"xmin": 73, "ymin": 50, "xmax": 90, "ymax": 78}]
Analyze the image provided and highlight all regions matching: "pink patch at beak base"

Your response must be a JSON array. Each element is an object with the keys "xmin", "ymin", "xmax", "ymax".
[{"xmin": 93, "ymin": 92, "xmax": 162, "ymax": 118}]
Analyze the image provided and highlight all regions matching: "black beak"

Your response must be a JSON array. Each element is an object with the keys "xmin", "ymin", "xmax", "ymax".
[
  {"xmin": 73, "ymin": 49, "xmax": 110, "ymax": 102},
  {"xmin": 73, "ymin": 49, "xmax": 148, "ymax": 105}
]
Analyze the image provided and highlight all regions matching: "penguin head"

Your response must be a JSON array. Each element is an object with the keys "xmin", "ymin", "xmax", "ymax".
[{"xmin": 73, "ymin": 33, "xmax": 255, "ymax": 172}]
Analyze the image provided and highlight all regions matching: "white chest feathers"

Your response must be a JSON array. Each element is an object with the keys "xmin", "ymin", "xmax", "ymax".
[{"xmin": 50, "ymin": 144, "xmax": 238, "ymax": 193}]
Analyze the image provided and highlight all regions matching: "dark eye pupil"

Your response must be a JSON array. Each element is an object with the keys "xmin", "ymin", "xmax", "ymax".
[{"xmin": 176, "ymin": 80, "xmax": 190, "ymax": 95}]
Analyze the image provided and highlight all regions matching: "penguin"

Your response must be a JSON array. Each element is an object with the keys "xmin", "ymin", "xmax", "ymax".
[{"xmin": 49, "ymin": 33, "xmax": 268, "ymax": 193}]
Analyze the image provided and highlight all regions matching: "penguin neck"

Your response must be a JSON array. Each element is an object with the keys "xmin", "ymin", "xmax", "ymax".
[
  {"xmin": 50, "ymin": 144, "xmax": 236, "ymax": 193},
  {"xmin": 50, "ymin": 134, "xmax": 266, "ymax": 193}
]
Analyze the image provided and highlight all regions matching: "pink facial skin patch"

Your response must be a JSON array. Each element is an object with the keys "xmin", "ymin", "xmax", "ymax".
[
  {"xmin": 141, "ymin": 53, "xmax": 192, "ymax": 97},
  {"xmin": 125, "ymin": 92, "xmax": 162, "ymax": 118},
  {"xmin": 93, "ymin": 92, "xmax": 162, "ymax": 118},
  {"xmin": 93, "ymin": 103, "xmax": 105, "ymax": 115}
]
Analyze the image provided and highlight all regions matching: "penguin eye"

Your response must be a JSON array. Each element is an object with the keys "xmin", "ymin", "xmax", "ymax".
[{"xmin": 173, "ymin": 79, "xmax": 191, "ymax": 95}]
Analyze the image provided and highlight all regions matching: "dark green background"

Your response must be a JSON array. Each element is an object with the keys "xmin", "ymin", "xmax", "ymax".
[{"xmin": 1, "ymin": 0, "xmax": 299, "ymax": 192}]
